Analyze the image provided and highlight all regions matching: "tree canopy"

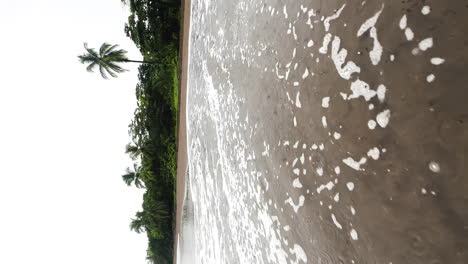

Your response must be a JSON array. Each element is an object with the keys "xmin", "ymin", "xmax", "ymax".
[{"xmin": 78, "ymin": 42, "xmax": 128, "ymax": 79}]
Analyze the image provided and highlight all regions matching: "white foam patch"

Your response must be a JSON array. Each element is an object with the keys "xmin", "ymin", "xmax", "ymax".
[
  {"xmin": 376, "ymin": 84, "xmax": 386, "ymax": 103},
  {"xmin": 347, "ymin": 182, "xmax": 355, "ymax": 191},
  {"xmin": 295, "ymin": 92, "xmax": 302, "ymax": 108},
  {"xmin": 343, "ymin": 157, "xmax": 367, "ymax": 171},
  {"xmin": 316, "ymin": 181, "xmax": 335, "ymax": 193},
  {"xmin": 293, "ymin": 140, "xmax": 299, "ymax": 148},
  {"xmin": 399, "ymin": 14, "xmax": 407, "ymax": 30},
  {"xmin": 405, "ymin": 28, "xmax": 414, "ymax": 41},
  {"xmin": 334, "ymin": 166, "xmax": 341, "ymax": 175},
  {"xmin": 292, "ymin": 158, "xmax": 298, "ymax": 167},
  {"xmin": 333, "ymin": 132, "xmax": 341, "ymax": 140},
  {"xmin": 376, "ymin": 109, "xmax": 391, "ymax": 128},
  {"xmin": 307, "ymin": 40, "xmax": 314, "ymax": 47},
  {"xmin": 429, "ymin": 161, "xmax": 441, "ymax": 173},
  {"xmin": 308, "ymin": 9, "xmax": 316, "ymax": 17},
  {"xmin": 293, "ymin": 168, "xmax": 300, "ymax": 176},
  {"xmin": 418, "ymin": 37, "xmax": 433, "ymax": 51},
  {"xmin": 350, "ymin": 229, "xmax": 359, "ymax": 240},
  {"xmin": 333, "ymin": 193, "xmax": 340, "ymax": 202},
  {"xmin": 331, "ymin": 36, "xmax": 361, "ymax": 80},
  {"xmin": 316, "ymin": 167, "xmax": 324, "ymax": 176},
  {"xmin": 426, "ymin": 74, "xmax": 435, "ymax": 83},
  {"xmin": 421, "ymin": 5, "xmax": 431, "ymax": 15},
  {"xmin": 285, "ymin": 195, "xmax": 305, "ymax": 213},
  {"xmin": 322, "ymin": 97, "xmax": 330, "ymax": 108},
  {"xmin": 322, "ymin": 116, "xmax": 328, "ymax": 128},
  {"xmin": 348, "ymin": 79, "xmax": 376, "ymax": 101},
  {"xmin": 367, "ymin": 147, "xmax": 380, "ymax": 160},
  {"xmin": 319, "ymin": 33, "xmax": 332, "ymax": 54},
  {"xmin": 431, "ymin": 57, "xmax": 445, "ymax": 65},
  {"xmin": 301, "ymin": 68, "xmax": 309, "ymax": 79},
  {"xmin": 350, "ymin": 206, "xmax": 356, "ymax": 215},
  {"xmin": 356, "ymin": 4, "xmax": 384, "ymax": 65},
  {"xmin": 368, "ymin": 27, "xmax": 383, "ymax": 65},
  {"xmin": 323, "ymin": 4, "xmax": 346, "ymax": 32},
  {"xmin": 357, "ymin": 4, "xmax": 384, "ymax": 36},
  {"xmin": 289, "ymin": 244, "xmax": 308, "ymax": 264},
  {"xmin": 293, "ymin": 178, "xmax": 303, "ymax": 188},
  {"xmin": 331, "ymin": 214, "xmax": 343, "ymax": 229},
  {"xmin": 368, "ymin": 120, "xmax": 377, "ymax": 130},
  {"xmin": 300, "ymin": 153, "xmax": 305, "ymax": 164}
]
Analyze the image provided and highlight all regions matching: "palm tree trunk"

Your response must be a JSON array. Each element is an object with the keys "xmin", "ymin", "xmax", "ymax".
[{"xmin": 122, "ymin": 59, "xmax": 157, "ymax": 64}]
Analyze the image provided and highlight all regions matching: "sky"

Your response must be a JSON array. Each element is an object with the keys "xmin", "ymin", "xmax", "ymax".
[{"xmin": 0, "ymin": 1, "xmax": 149, "ymax": 263}]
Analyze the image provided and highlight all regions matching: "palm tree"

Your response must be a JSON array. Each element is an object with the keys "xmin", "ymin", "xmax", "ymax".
[
  {"xmin": 129, "ymin": 212, "xmax": 145, "ymax": 233},
  {"xmin": 125, "ymin": 142, "xmax": 143, "ymax": 160},
  {"xmin": 78, "ymin": 42, "xmax": 154, "ymax": 79},
  {"xmin": 129, "ymin": 203, "xmax": 168, "ymax": 237},
  {"xmin": 122, "ymin": 165, "xmax": 144, "ymax": 188},
  {"xmin": 120, "ymin": 0, "xmax": 179, "ymax": 8}
]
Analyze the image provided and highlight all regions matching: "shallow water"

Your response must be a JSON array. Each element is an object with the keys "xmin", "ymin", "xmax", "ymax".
[
  {"xmin": 181, "ymin": 0, "xmax": 468, "ymax": 263},
  {"xmin": 177, "ymin": 170, "xmax": 195, "ymax": 264}
]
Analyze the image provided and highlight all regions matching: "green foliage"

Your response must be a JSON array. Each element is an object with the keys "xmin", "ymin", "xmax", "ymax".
[
  {"xmin": 78, "ymin": 43, "xmax": 128, "ymax": 79},
  {"xmin": 121, "ymin": 166, "xmax": 144, "ymax": 188},
  {"xmin": 121, "ymin": 0, "xmax": 181, "ymax": 263}
]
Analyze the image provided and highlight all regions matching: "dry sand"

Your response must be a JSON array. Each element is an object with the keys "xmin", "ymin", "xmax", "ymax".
[{"xmin": 173, "ymin": 0, "xmax": 191, "ymax": 262}]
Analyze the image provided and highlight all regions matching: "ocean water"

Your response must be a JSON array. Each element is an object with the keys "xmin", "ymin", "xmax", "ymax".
[
  {"xmin": 179, "ymin": 0, "xmax": 309, "ymax": 263},
  {"xmin": 177, "ymin": 169, "xmax": 195, "ymax": 264},
  {"xmin": 176, "ymin": 0, "xmax": 467, "ymax": 263}
]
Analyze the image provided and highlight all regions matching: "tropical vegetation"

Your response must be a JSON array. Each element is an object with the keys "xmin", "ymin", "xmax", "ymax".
[
  {"xmin": 121, "ymin": 0, "xmax": 181, "ymax": 263},
  {"xmin": 79, "ymin": 0, "xmax": 181, "ymax": 262},
  {"xmin": 78, "ymin": 42, "xmax": 154, "ymax": 79}
]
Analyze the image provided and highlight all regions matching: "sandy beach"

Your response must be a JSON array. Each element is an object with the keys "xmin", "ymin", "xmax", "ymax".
[
  {"xmin": 173, "ymin": 0, "xmax": 191, "ymax": 262},
  {"xmin": 173, "ymin": 0, "xmax": 468, "ymax": 263}
]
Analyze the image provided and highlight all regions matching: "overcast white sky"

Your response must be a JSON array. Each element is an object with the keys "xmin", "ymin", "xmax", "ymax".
[{"xmin": 0, "ymin": 1, "xmax": 149, "ymax": 263}]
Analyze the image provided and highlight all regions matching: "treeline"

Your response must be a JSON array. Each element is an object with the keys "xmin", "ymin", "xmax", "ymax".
[{"xmin": 121, "ymin": 0, "xmax": 181, "ymax": 263}]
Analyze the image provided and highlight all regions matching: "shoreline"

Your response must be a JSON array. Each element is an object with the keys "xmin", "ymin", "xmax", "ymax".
[{"xmin": 173, "ymin": 0, "xmax": 191, "ymax": 262}]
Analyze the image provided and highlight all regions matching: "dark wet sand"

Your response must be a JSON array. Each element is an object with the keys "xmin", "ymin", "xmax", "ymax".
[
  {"xmin": 173, "ymin": 0, "xmax": 191, "ymax": 262},
  {"xmin": 184, "ymin": 0, "xmax": 468, "ymax": 263}
]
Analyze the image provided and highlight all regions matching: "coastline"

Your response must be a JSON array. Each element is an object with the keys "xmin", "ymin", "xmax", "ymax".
[{"xmin": 173, "ymin": 0, "xmax": 191, "ymax": 262}]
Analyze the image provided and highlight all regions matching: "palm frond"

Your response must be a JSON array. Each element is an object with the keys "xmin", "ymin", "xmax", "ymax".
[
  {"xmin": 129, "ymin": 217, "xmax": 145, "ymax": 233},
  {"xmin": 99, "ymin": 43, "xmax": 112, "ymax": 57},
  {"xmin": 77, "ymin": 54, "xmax": 95, "ymax": 64},
  {"xmin": 99, "ymin": 65, "xmax": 108, "ymax": 79},
  {"xmin": 122, "ymin": 169, "xmax": 136, "ymax": 186},
  {"xmin": 107, "ymin": 61, "xmax": 126, "ymax": 73},
  {"xmin": 83, "ymin": 43, "xmax": 99, "ymax": 58},
  {"xmin": 125, "ymin": 143, "xmax": 141, "ymax": 160},
  {"xmin": 78, "ymin": 42, "xmax": 131, "ymax": 79},
  {"xmin": 105, "ymin": 44, "xmax": 121, "ymax": 55},
  {"xmin": 85, "ymin": 62, "xmax": 97, "ymax": 72},
  {"xmin": 106, "ymin": 50, "xmax": 128, "ymax": 61}
]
